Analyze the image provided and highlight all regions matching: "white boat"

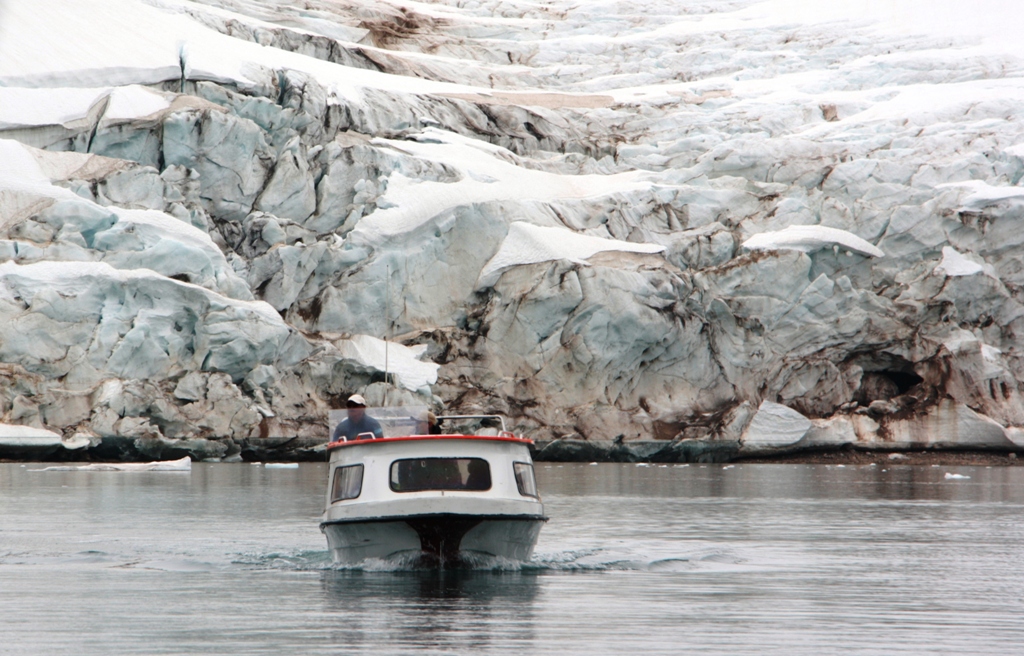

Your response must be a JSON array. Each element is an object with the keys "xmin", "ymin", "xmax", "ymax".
[{"xmin": 320, "ymin": 407, "xmax": 546, "ymax": 566}]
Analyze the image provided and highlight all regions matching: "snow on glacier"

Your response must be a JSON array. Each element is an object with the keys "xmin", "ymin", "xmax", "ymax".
[
  {"xmin": 103, "ymin": 86, "xmax": 175, "ymax": 121},
  {"xmin": 935, "ymin": 246, "xmax": 986, "ymax": 278},
  {"xmin": 0, "ymin": 139, "xmax": 251, "ymax": 299},
  {"xmin": 742, "ymin": 225, "xmax": 884, "ymax": 259},
  {"xmin": 947, "ymin": 179, "xmax": 1024, "ymax": 212},
  {"xmin": 0, "ymin": 87, "xmax": 112, "ymax": 131},
  {"xmin": 0, "ymin": 423, "xmax": 62, "ymax": 439},
  {"xmin": 0, "ymin": 423, "xmax": 65, "ymax": 451},
  {"xmin": 478, "ymin": 222, "xmax": 666, "ymax": 289},
  {"xmin": 336, "ymin": 334, "xmax": 439, "ymax": 392},
  {"xmin": 352, "ymin": 128, "xmax": 649, "ymax": 241},
  {"xmin": 0, "ymin": 0, "xmax": 493, "ymax": 100}
]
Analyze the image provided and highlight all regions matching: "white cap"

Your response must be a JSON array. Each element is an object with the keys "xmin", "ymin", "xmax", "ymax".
[{"xmin": 347, "ymin": 394, "xmax": 367, "ymax": 406}]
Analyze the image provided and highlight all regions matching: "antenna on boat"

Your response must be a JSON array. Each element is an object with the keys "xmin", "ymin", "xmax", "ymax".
[{"xmin": 384, "ymin": 263, "xmax": 390, "ymax": 408}]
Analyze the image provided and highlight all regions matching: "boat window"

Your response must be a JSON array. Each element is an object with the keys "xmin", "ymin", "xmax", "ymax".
[
  {"xmin": 390, "ymin": 458, "xmax": 491, "ymax": 492},
  {"xmin": 513, "ymin": 462, "xmax": 538, "ymax": 498},
  {"xmin": 331, "ymin": 464, "xmax": 364, "ymax": 502}
]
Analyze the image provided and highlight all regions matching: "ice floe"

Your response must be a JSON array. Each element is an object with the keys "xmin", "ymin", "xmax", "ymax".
[{"xmin": 32, "ymin": 456, "xmax": 193, "ymax": 472}]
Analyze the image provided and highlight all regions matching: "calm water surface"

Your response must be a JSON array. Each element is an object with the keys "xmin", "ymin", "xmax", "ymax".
[{"xmin": 2, "ymin": 461, "xmax": 1024, "ymax": 654}]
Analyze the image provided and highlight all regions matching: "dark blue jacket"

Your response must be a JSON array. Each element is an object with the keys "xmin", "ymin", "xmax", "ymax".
[{"xmin": 331, "ymin": 415, "xmax": 384, "ymax": 441}]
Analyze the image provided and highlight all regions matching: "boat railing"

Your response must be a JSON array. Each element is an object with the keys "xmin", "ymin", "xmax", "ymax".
[
  {"xmin": 329, "ymin": 410, "xmax": 517, "ymax": 445},
  {"xmin": 436, "ymin": 414, "xmax": 508, "ymax": 433}
]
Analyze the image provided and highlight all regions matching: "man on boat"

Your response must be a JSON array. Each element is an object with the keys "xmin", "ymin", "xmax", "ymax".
[
  {"xmin": 415, "ymin": 411, "xmax": 443, "ymax": 435},
  {"xmin": 331, "ymin": 394, "xmax": 383, "ymax": 441}
]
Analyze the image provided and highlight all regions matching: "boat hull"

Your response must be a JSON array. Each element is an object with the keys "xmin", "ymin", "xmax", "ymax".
[{"xmin": 321, "ymin": 513, "xmax": 546, "ymax": 565}]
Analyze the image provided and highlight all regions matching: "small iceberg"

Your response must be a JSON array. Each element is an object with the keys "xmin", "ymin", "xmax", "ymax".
[
  {"xmin": 31, "ymin": 456, "xmax": 192, "ymax": 472},
  {"xmin": 944, "ymin": 472, "xmax": 971, "ymax": 480},
  {"xmin": 264, "ymin": 463, "xmax": 299, "ymax": 469}
]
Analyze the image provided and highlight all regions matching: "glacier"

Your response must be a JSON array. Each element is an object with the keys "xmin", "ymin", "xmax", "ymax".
[{"xmin": 2, "ymin": 0, "xmax": 1024, "ymax": 458}]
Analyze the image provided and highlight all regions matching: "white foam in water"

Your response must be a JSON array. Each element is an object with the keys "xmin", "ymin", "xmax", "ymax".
[{"xmin": 136, "ymin": 558, "xmax": 215, "ymax": 573}]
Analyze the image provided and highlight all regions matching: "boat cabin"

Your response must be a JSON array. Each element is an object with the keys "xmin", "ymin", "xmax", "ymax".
[{"xmin": 320, "ymin": 407, "xmax": 545, "ymax": 564}]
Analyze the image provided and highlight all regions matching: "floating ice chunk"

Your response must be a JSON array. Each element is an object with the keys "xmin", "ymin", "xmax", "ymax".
[
  {"xmin": 336, "ymin": 334, "xmax": 439, "ymax": 392},
  {"xmin": 264, "ymin": 463, "xmax": 299, "ymax": 469},
  {"xmin": 743, "ymin": 225, "xmax": 884, "ymax": 258},
  {"xmin": 944, "ymin": 472, "xmax": 971, "ymax": 480},
  {"xmin": 934, "ymin": 246, "xmax": 985, "ymax": 277},
  {"xmin": 32, "ymin": 456, "xmax": 192, "ymax": 472},
  {"xmin": 477, "ymin": 222, "xmax": 665, "ymax": 288}
]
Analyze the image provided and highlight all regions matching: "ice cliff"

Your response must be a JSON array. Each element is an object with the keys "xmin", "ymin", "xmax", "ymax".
[{"xmin": 3, "ymin": 0, "xmax": 1024, "ymax": 457}]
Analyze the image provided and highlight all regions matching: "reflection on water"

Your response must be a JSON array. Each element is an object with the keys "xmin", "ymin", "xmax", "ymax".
[
  {"xmin": 3, "ymin": 462, "xmax": 1024, "ymax": 654},
  {"xmin": 321, "ymin": 570, "xmax": 540, "ymax": 653},
  {"xmin": 539, "ymin": 462, "xmax": 1024, "ymax": 504}
]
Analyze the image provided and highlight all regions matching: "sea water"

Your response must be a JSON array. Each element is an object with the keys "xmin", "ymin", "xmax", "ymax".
[{"xmin": 2, "ymin": 461, "xmax": 1024, "ymax": 654}]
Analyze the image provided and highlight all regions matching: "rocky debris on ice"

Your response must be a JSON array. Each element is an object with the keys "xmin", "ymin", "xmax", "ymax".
[{"xmin": 3, "ymin": 0, "xmax": 1024, "ymax": 457}]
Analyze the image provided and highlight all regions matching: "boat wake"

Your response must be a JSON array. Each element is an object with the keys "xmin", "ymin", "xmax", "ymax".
[
  {"xmin": 232, "ymin": 546, "xmax": 748, "ymax": 573},
  {"xmin": 1, "ymin": 545, "xmax": 749, "ymax": 574}
]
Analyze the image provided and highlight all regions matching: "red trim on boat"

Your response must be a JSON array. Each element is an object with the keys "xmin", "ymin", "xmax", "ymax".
[{"xmin": 326, "ymin": 434, "xmax": 534, "ymax": 451}]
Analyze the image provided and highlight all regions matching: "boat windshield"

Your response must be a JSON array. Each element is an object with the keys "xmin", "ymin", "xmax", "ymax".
[
  {"xmin": 328, "ymin": 406, "xmax": 511, "ymax": 440},
  {"xmin": 328, "ymin": 406, "xmax": 430, "ymax": 440},
  {"xmin": 390, "ymin": 458, "xmax": 492, "ymax": 492}
]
